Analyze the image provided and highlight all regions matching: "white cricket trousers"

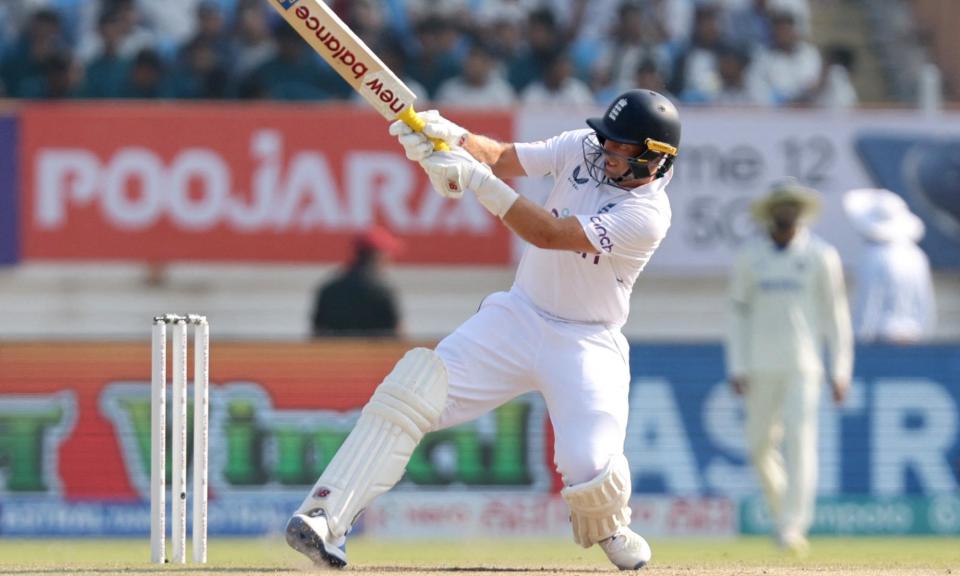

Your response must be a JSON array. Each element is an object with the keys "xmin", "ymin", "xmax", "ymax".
[
  {"xmin": 434, "ymin": 290, "xmax": 631, "ymax": 485},
  {"xmin": 745, "ymin": 370, "xmax": 821, "ymax": 538}
]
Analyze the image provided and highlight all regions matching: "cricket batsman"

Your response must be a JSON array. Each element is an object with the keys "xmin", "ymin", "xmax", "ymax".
[
  {"xmin": 285, "ymin": 89, "xmax": 680, "ymax": 570},
  {"xmin": 725, "ymin": 181, "xmax": 854, "ymax": 554}
]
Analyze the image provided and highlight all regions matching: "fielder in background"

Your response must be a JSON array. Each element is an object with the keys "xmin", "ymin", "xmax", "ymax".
[
  {"xmin": 285, "ymin": 89, "xmax": 681, "ymax": 570},
  {"xmin": 842, "ymin": 188, "xmax": 936, "ymax": 343},
  {"xmin": 725, "ymin": 181, "xmax": 854, "ymax": 555}
]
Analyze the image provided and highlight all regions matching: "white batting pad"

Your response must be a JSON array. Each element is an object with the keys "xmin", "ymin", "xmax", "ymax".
[
  {"xmin": 560, "ymin": 453, "xmax": 632, "ymax": 548},
  {"xmin": 297, "ymin": 348, "xmax": 448, "ymax": 537}
]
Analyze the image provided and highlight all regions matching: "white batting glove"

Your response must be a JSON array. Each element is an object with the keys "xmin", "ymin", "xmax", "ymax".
[
  {"xmin": 388, "ymin": 110, "xmax": 470, "ymax": 162},
  {"xmin": 420, "ymin": 150, "xmax": 519, "ymax": 217},
  {"xmin": 388, "ymin": 119, "xmax": 434, "ymax": 162},
  {"xmin": 419, "ymin": 110, "xmax": 469, "ymax": 149}
]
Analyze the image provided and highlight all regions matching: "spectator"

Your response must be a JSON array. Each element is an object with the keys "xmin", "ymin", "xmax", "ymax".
[
  {"xmin": 684, "ymin": 43, "xmax": 773, "ymax": 105},
  {"xmin": 670, "ymin": 4, "xmax": 726, "ymax": 100},
  {"xmin": 77, "ymin": 0, "xmax": 155, "ymax": 64},
  {"xmin": 726, "ymin": 180, "xmax": 853, "ymax": 556},
  {"xmin": 381, "ymin": 36, "xmax": 426, "ymax": 103},
  {"xmin": 543, "ymin": 0, "xmax": 621, "ymax": 46},
  {"xmin": 592, "ymin": 0, "xmax": 672, "ymax": 96},
  {"xmin": 249, "ymin": 24, "xmax": 335, "ymax": 101},
  {"xmin": 647, "ymin": 0, "xmax": 695, "ymax": 44},
  {"xmin": 595, "ymin": 57, "xmax": 673, "ymax": 104},
  {"xmin": 724, "ymin": 0, "xmax": 811, "ymax": 43},
  {"xmin": 505, "ymin": 7, "xmax": 562, "ymax": 92},
  {"xmin": 404, "ymin": 0, "xmax": 471, "ymax": 25},
  {"xmin": 725, "ymin": 0, "xmax": 773, "ymax": 48},
  {"xmin": 230, "ymin": 1, "xmax": 275, "ymax": 80},
  {"xmin": 0, "ymin": 8, "xmax": 65, "ymax": 97},
  {"xmin": 80, "ymin": 8, "xmax": 130, "ymax": 98},
  {"xmin": 520, "ymin": 48, "xmax": 594, "ymax": 107},
  {"xmin": 751, "ymin": 10, "xmax": 821, "ymax": 104},
  {"xmin": 179, "ymin": 1, "xmax": 231, "ymax": 67},
  {"xmin": 475, "ymin": 0, "xmax": 535, "ymax": 31},
  {"xmin": 435, "ymin": 41, "xmax": 515, "ymax": 108},
  {"xmin": 137, "ymin": 0, "xmax": 202, "ymax": 50},
  {"xmin": 811, "ymin": 44, "xmax": 858, "ymax": 109},
  {"xmin": 478, "ymin": 5, "xmax": 526, "ymax": 81},
  {"xmin": 19, "ymin": 51, "xmax": 82, "ymax": 99},
  {"xmin": 345, "ymin": 0, "xmax": 391, "ymax": 54},
  {"xmin": 121, "ymin": 48, "xmax": 171, "ymax": 98},
  {"xmin": 843, "ymin": 188, "xmax": 936, "ymax": 343},
  {"xmin": 171, "ymin": 37, "xmax": 229, "ymax": 98},
  {"xmin": 311, "ymin": 227, "xmax": 404, "ymax": 338},
  {"xmin": 407, "ymin": 15, "xmax": 462, "ymax": 99}
]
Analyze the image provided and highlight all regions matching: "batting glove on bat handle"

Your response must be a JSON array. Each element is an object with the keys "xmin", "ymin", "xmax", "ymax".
[
  {"xmin": 397, "ymin": 107, "xmax": 449, "ymax": 151},
  {"xmin": 421, "ymin": 151, "xmax": 519, "ymax": 217}
]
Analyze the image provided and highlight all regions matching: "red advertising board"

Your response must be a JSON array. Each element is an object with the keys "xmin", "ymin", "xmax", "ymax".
[{"xmin": 19, "ymin": 104, "xmax": 513, "ymax": 264}]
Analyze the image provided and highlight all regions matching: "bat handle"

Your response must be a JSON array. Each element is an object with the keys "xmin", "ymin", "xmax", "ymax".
[{"xmin": 397, "ymin": 106, "xmax": 449, "ymax": 152}]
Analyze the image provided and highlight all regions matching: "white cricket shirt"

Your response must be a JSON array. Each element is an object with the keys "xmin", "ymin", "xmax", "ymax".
[
  {"xmin": 853, "ymin": 240, "xmax": 935, "ymax": 342},
  {"xmin": 513, "ymin": 128, "xmax": 672, "ymax": 327},
  {"xmin": 725, "ymin": 230, "xmax": 854, "ymax": 382}
]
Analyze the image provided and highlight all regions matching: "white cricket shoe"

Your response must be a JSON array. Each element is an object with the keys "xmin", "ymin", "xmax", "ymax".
[
  {"xmin": 777, "ymin": 531, "xmax": 810, "ymax": 557},
  {"xmin": 599, "ymin": 527, "xmax": 652, "ymax": 570},
  {"xmin": 285, "ymin": 511, "xmax": 348, "ymax": 568}
]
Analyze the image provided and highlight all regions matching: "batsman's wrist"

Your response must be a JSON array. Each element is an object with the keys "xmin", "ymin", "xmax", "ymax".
[{"xmin": 468, "ymin": 167, "xmax": 518, "ymax": 218}]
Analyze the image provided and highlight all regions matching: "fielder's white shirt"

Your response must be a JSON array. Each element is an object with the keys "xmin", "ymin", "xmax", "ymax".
[
  {"xmin": 853, "ymin": 240, "xmax": 935, "ymax": 342},
  {"xmin": 513, "ymin": 128, "xmax": 672, "ymax": 327},
  {"xmin": 726, "ymin": 230, "xmax": 853, "ymax": 381}
]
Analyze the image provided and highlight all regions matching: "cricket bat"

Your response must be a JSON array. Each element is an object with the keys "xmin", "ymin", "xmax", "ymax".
[{"xmin": 267, "ymin": 0, "xmax": 447, "ymax": 150}]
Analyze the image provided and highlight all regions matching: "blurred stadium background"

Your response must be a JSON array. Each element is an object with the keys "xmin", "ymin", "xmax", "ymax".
[{"xmin": 0, "ymin": 0, "xmax": 958, "ymax": 571}]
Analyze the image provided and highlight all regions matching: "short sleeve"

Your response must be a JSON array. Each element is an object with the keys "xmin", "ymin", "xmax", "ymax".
[
  {"xmin": 575, "ymin": 201, "xmax": 670, "ymax": 261},
  {"xmin": 515, "ymin": 129, "xmax": 591, "ymax": 179}
]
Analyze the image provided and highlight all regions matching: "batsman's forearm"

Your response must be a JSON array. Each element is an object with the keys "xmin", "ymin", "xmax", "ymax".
[
  {"xmin": 465, "ymin": 135, "xmax": 525, "ymax": 178},
  {"xmin": 501, "ymin": 196, "xmax": 595, "ymax": 253}
]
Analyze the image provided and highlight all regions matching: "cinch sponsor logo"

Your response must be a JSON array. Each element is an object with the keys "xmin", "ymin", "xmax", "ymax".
[
  {"xmin": 292, "ymin": 4, "xmax": 368, "ymax": 81},
  {"xmin": 589, "ymin": 215, "xmax": 614, "ymax": 253},
  {"xmin": 276, "ymin": 0, "xmax": 299, "ymax": 10}
]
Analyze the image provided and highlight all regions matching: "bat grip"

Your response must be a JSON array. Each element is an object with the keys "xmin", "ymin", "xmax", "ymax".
[{"xmin": 398, "ymin": 106, "xmax": 449, "ymax": 152}]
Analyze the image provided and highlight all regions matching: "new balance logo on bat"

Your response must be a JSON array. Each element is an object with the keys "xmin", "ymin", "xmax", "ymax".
[
  {"xmin": 364, "ymin": 74, "xmax": 408, "ymax": 115},
  {"xmin": 288, "ymin": 2, "xmax": 369, "ymax": 81}
]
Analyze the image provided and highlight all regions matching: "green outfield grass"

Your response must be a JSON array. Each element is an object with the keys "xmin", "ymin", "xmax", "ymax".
[{"xmin": 0, "ymin": 537, "xmax": 956, "ymax": 575}]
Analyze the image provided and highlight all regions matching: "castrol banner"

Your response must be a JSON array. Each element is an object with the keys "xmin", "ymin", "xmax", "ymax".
[{"xmin": 20, "ymin": 104, "xmax": 513, "ymax": 264}]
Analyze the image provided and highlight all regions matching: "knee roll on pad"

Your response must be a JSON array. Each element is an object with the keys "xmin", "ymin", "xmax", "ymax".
[
  {"xmin": 560, "ymin": 453, "xmax": 632, "ymax": 548},
  {"xmin": 297, "ymin": 348, "xmax": 448, "ymax": 537}
]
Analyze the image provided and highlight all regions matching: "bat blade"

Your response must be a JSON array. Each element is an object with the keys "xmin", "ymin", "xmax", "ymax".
[
  {"xmin": 266, "ymin": 0, "xmax": 428, "ymax": 128},
  {"xmin": 266, "ymin": 0, "xmax": 413, "ymax": 119}
]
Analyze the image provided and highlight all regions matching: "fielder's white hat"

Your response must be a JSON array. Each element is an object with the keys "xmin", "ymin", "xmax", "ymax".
[{"xmin": 843, "ymin": 188, "xmax": 925, "ymax": 243}]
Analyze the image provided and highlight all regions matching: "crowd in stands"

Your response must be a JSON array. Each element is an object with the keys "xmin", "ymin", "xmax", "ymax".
[{"xmin": 0, "ymin": 0, "xmax": 858, "ymax": 107}]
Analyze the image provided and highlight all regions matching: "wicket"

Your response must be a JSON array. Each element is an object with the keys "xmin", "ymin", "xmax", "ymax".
[{"xmin": 150, "ymin": 314, "xmax": 209, "ymax": 564}]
